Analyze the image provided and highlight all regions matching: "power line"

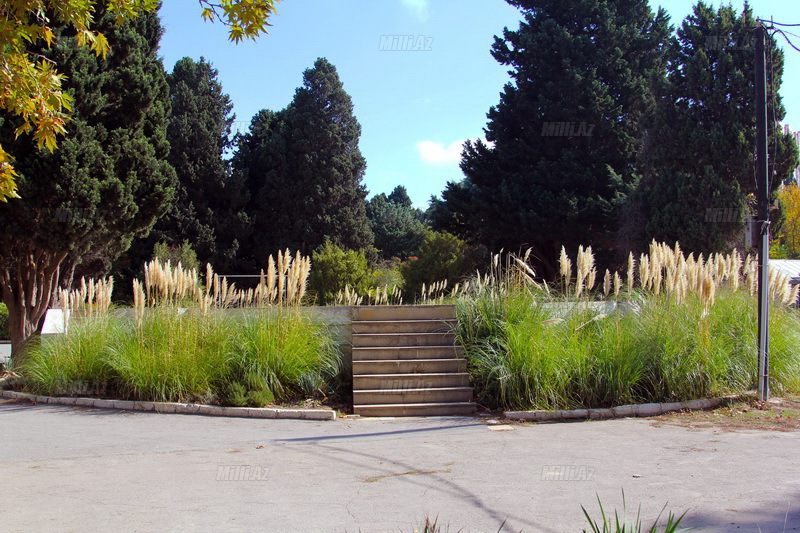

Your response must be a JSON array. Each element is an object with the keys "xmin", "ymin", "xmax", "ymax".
[{"xmin": 759, "ymin": 20, "xmax": 800, "ymax": 28}]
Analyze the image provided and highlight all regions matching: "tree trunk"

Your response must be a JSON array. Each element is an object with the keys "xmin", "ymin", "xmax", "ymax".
[{"xmin": 0, "ymin": 247, "xmax": 68, "ymax": 367}]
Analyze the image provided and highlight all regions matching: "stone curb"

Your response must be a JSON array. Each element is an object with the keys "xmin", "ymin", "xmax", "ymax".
[
  {"xmin": 0, "ymin": 390, "xmax": 336, "ymax": 421},
  {"xmin": 504, "ymin": 397, "xmax": 731, "ymax": 422}
]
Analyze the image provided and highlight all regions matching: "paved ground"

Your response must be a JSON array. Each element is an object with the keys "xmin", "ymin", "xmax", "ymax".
[{"xmin": 2, "ymin": 400, "xmax": 799, "ymax": 532}]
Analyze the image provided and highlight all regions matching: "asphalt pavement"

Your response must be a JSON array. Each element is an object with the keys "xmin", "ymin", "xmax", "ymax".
[{"xmin": 1, "ymin": 400, "xmax": 798, "ymax": 532}]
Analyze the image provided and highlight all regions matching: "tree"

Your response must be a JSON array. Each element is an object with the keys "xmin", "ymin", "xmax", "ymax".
[
  {"xmin": 399, "ymin": 231, "xmax": 486, "ymax": 299},
  {"xmin": 132, "ymin": 56, "xmax": 251, "ymax": 273},
  {"xmin": 387, "ymin": 185, "xmax": 413, "ymax": 208},
  {"xmin": 0, "ymin": 0, "xmax": 279, "ymax": 201},
  {"xmin": 626, "ymin": 3, "xmax": 798, "ymax": 254},
  {"xmin": 778, "ymin": 184, "xmax": 800, "ymax": 258},
  {"xmin": 234, "ymin": 58, "xmax": 373, "ymax": 266},
  {"xmin": 436, "ymin": 0, "xmax": 671, "ymax": 277},
  {"xmin": 366, "ymin": 189, "xmax": 427, "ymax": 260},
  {"xmin": 0, "ymin": 7, "xmax": 175, "ymax": 360}
]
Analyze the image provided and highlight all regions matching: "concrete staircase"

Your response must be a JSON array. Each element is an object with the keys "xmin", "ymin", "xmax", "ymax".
[{"xmin": 352, "ymin": 305, "xmax": 476, "ymax": 417}]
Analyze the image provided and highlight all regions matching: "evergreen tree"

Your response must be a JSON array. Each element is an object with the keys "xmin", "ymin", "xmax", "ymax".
[
  {"xmin": 0, "ymin": 8, "xmax": 175, "ymax": 358},
  {"xmin": 437, "ymin": 0, "xmax": 670, "ymax": 276},
  {"xmin": 129, "ymin": 56, "xmax": 251, "ymax": 273},
  {"xmin": 387, "ymin": 185, "xmax": 413, "ymax": 208},
  {"xmin": 366, "ymin": 190, "xmax": 427, "ymax": 260},
  {"xmin": 627, "ymin": 2, "xmax": 799, "ymax": 253},
  {"xmin": 234, "ymin": 58, "xmax": 372, "ymax": 266}
]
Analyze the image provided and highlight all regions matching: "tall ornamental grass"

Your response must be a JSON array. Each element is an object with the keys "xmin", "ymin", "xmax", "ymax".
[
  {"xmin": 23, "ymin": 314, "xmax": 120, "ymax": 397},
  {"xmin": 22, "ymin": 254, "xmax": 342, "ymax": 406},
  {"xmin": 109, "ymin": 310, "xmax": 234, "ymax": 403},
  {"xmin": 229, "ymin": 308, "xmax": 341, "ymax": 402},
  {"xmin": 457, "ymin": 242, "xmax": 800, "ymax": 411}
]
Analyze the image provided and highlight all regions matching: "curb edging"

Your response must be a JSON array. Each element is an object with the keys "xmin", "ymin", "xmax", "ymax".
[
  {"xmin": 0, "ymin": 390, "xmax": 336, "ymax": 420},
  {"xmin": 504, "ymin": 397, "xmax": 733, "ymax": 422}
]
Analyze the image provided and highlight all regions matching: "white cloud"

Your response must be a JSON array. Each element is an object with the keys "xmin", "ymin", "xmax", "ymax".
[
  {"xmin": 416, "ymin": 140, "xmax": 464, "ymax": 166},
  {"xmin": 401, "ymin": 0, "xmax": 429, "ymax": 21}
]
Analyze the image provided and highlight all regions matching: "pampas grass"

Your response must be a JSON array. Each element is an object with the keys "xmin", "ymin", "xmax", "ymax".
[
  {"xmin": 24, "ymin": 250, "xmax": 336, "ymax": 404},
  {"xmin": 456, "ymin": 240, "xmax": 800, "ymax": 410}
]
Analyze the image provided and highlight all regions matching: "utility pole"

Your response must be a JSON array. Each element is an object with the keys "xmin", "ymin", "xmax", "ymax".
[{"xmin": 755, "ymin": 24, "xmax": 770, "ymax": 402}]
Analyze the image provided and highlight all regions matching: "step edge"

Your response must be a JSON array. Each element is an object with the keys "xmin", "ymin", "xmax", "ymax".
[
  {"xmin": 353, "ymin": 387, "xmax": 474, "ymax": 393},
  {"xmin": 353, "ymin": 373, "xmax": 471, "ymax": 378},
  {"xmin": 355, "ymin": 402, "xmax": 476, "ymax": 408}
]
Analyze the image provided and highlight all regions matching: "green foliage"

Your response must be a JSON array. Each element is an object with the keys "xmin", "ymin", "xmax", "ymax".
[
  {"xmin": 400, "ymin": 231, "xmax": 485, "ymax": 299},
  {"xmin": 231, "ymin": 308, "xmax": 341, "ymax": 401},
  {"xmin": 19, "ymin": 315, "xmax": 121, "ymax": 396},
  {"xmin": 21, "ymin": 309, "xmax": 342, "ymax": 405},
  {"xmin": 109, "ymin": 310, "xmax": 234, "ymax": 403},
  {"xmin": 387, "ymin": 185, "xmax": 413, "ymax": 208},
  {"xmin": 308, "ymin": 241, "xmax": 372, "ymax": 304},
  {"xmin": 129, "ymin": 56, "xmax": 250, "ymax": 274},
  {"xmin": 626, "ymin": 4, "xmax": 799, "ymax": 254},
  {"xmin": 0, "ymin": 6, "xmax": 175, "ymax": 355},
  {"xmin": 582, "ymin": 492, "xmax": 688, "ymax": 533},
  {"xmin": 0, "ymin": 303, "xmax": 8, "ymax": 340},
  {"xmin": 371, "ymin": 258, "xmax": 404, "ymax": 290},
  {"xmin": 0, "ymin": 0, "xmax": 278, "ymax": 201},
  {"xmin": 233, "ymin": 58, "xmax": 373, "ymax": 267},
  {"xmin": 152, "ymin": 240, "xmax": 200, "ymax": 271},
  {"xmin": 457, "ymin": 287, "xmax": 800, "ymax": 411},
  {"xmin": 436, "ymin": 0, "xmax": 670, "ymax": 276},
  {"xmin": 366, "ymin": 189, "xmax": 427, "ymax": 260}
]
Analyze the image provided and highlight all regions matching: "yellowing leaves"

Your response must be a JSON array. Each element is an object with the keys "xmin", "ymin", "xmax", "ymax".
[
  {"xmin": 199, "ymin": 0, "xmax": 280, "ymax": 43},
  {"xmin": 0, "ymin": 0, "xmax": 280, "ymax": 201},
  {"xmin": 779, "ymin": 183, "xmax": 800, "ymax": 257}
]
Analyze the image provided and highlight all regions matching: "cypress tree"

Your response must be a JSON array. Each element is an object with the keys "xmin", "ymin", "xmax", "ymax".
[
  {"xmin": 627, "ymin": 2, "xmax": 799, "ymax": 253},
  {"xmin": 234, "ymin": 58, "xmax": 372, "ymax": 265},
  {"xmin": 130, "ymin": 56, "xmax": 252, "ymax": 273},
  {"xmin": 0, "ymin": 8, "xmax": 175, "ymax": 358},
  {"xmin": 437, "ymin": 0, "xmax": 670, "ymax": 276}
]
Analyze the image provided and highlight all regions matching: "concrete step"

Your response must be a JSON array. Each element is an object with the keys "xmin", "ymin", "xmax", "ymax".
[
  {"xmin": 353, "ymin": 387, "xmax": 473, "ymax": 405},
  {"xmin": 353, "ymin": 305, "xmax": 456, "ymax": 322},
  {"xmin": 352, "ymin": 332, "xmax": 456, "ymax": 348},
  {"xmin": 352, "ymin": 358, "xmax": 468, "ymax": 375},
  {"xmin": 354, "ymin": 402, "xmax": 476, "ymax": 417},
  {"xmin": 352, "ymin": 319, "xmax": 457, "ymax": 334},
  {"xmin": 353, "ymin": 373, "xmax": 471, "ymax": 390},
  {"xmin": 352, "ymin": 345, "xmax": 464, "ymax": 361}
]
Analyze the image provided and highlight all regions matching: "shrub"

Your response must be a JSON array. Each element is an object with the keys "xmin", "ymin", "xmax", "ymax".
[
  {"xmin": 0, "ymin": 303, "xmax": 9, "ymax": 340},
  {"xmin": 400, "ymin": 231, "xmax": 486, "ymax": 299},
  {"xmin": 308, "ymin": 241, "xmax": 372, "ymax": 304},
  {"xmin": 152, "ymin": 240, "xmax": 200, "ymax": 271},
  {"xmin": 371, "ymin": 257, "xmax": 404, "ymax": 289}
]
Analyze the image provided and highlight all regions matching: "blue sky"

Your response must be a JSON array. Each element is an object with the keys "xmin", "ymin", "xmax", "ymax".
[{"xmin": 158, "ymin": 0, "xmax": 800, "ymax": 208}]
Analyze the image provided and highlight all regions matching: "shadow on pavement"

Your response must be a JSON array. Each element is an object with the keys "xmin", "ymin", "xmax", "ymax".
[
  {"xmin": 275, "ymin": 422, "xmax": 484, "ymax": 443},
  {"xmin": 680, "ymin": 497, "xmax": 800, "ymax": 532}
]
